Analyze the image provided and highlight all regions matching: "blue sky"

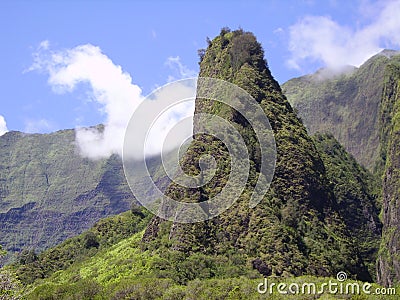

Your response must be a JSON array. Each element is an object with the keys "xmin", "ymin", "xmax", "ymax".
[{"xmin": 1, "ymin": 0, "xmax": 400, "ymax": 156}]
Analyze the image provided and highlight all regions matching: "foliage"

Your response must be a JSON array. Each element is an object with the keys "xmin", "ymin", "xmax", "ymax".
[
  {"xmin": 26, "ymin": 280, "xmax": 104, "ymax": 300},
  {"xmin": 2, "ymin": 28, "xmax": 395, "ymax": 297},
  {"xmin": 25, "ymin": 271, "xmax": 400, "ymax": 300},
  {"xmin": 143, "ymin": 28, "xmax": 372, "ymax": 282},
  {"xmin": 11, "ymin": 226, "xmax": 398, "ymax": 299},
  {"xmin": 313, "ymin": 133, "xmax": 382, "ymax": 280},
  {"xmin": 0, "ymin": 246, "xmax": 6, "ymax": 258},
  {"xmin": 0, "ymin": 129, "xmax": 134, "ymax": 262},
  {"xmin": 10, "ymin": 206, "xmax": 151, "ymax": 285},
  {"xmin": 283, "ymin": 52, "xmax": 400, "ymax": 171},
  {"xmin": 377, "ymin": 60, "xmax": 400, "ymax": 286}
]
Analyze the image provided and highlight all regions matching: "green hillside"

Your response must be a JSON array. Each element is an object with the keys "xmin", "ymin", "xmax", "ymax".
[
  {"xmin": 0, "ymin": 128, "xmax": 134, "ymax": 261},
  {"xmin": 282, "ymin": 50, "xmax": 400, "ymax": 171},
  {"xmin": 313, "ymin": 133, "xmax": 381, "ymax": 280},
  {"xmin": 3, "ymin": 207, "xmax": 392, "ymax": 299},
  {"xmin": 377, "ymin": 60, "xmax": 400, "ymax": 287}
]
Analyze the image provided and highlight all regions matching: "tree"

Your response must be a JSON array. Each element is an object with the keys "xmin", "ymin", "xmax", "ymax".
[
  {"xmin": 84, "ymin": 232, "xmax": 99, "ymax": 249},
  {"xmin": 17, "ymin": 249, "xmax": 37, "ymax": 265}
]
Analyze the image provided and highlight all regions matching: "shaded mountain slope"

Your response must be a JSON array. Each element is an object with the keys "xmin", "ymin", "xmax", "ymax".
[
  {"xmin": 282, "ymin": 49, "xmax": 400, "ymax": 287},
  {"xmin": 282, "ymin": 50, "xmax": 400, "ymax": 170},
  {"xmin": 377, "ymin": 61, "xmax": 400, "ymax": 287},
  {"xmin": 143, "ymin": 28, "xmax": 372, "ymax": 280},
  {"xmin": 0, "ymin": 128, "xmax": 134, "ymax": 261},
  {"xmin": 313, "ymin": 133, "xmax": 382, "ymax": 280}
]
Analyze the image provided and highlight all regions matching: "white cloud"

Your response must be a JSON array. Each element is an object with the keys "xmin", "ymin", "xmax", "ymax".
[
  {"xmin": 28, "ymin": 42, "xmax": 143, "ymax": 159},
  {"xmin": 29, "ymin": 42, "xmax": 196, "ymax": 160},
  {"xmin": 123, "ymin": 80, "xmax": 196, "ymax": 160},
  {"xmin": 144, "ymin": 94, "xmax": 194, "ymax": 157},
  {"xmin": 165, "ymin": 56, "xmax": 197, "ymax": 82},
  {"xmin": 0, "ymin": 115, "xmax": 8, "ymax": 136},
  {"xmin": 24, "ymin": 118, "xmax": 54, "ymax": 133},
  {"xmin": 287, "ymin": 0, "xmax": 400, "ymax": 70}
]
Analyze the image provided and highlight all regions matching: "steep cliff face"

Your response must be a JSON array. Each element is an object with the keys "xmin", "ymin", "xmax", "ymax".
[
  {"xmin": 143, "ymin": 29, "xmax": 371, "ymax": 280},
  {"xmin": 282, "ymin": 50, "xmax": 400, "ymax": 171},
  {"xmin": 377, "ymin": 62, "xmax": 400, "ymax": 287},
  {"xmin": 0, "ymin": 129, "xmax": 133, "ymax": 260},
  {"xmin": 313, "ymin": 133, "xmax": 382, "ymax": 280}
]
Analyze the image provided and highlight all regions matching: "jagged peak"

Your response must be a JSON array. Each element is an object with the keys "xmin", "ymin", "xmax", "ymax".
[{"xmin": 200, "ymin": 28, "xmax": 271, "ymax": 78}]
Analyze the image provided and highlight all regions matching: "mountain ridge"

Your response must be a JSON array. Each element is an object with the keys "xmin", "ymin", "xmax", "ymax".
[
  {"xmin": 283, "ymin": 49, "xmax": 400, "ymax": 171},
  {"xmin": 0, "ymin": 127, "xmax": 134, "ymax": 263}
]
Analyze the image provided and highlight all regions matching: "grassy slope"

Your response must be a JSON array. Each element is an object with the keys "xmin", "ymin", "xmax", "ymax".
[
  {"xmin": 5, "ymin": 152, "xmax": 388, "ymax": 298},
  {"xmin": 20, "ymin": 229, "xmax": 398, "ymax": 299},
  {"xmin": 1, "ymin": 143, "xmax": 392, "ymax": 298}
]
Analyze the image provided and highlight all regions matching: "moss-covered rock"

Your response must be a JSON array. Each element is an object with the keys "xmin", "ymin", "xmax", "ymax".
[{"xmin": 143, "ymin": 28, "xmax": 372, "ymax": 281}]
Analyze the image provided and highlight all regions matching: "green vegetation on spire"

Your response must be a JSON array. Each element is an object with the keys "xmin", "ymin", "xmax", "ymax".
[{"xmin": 143, "ymin": 28, "xmax": 372, "ymax": 281}]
